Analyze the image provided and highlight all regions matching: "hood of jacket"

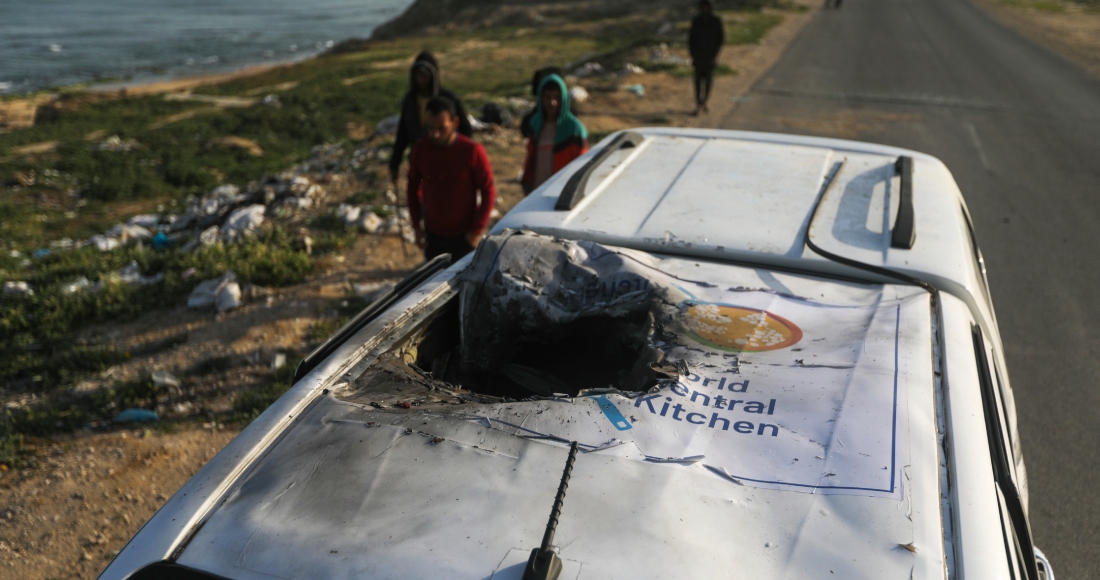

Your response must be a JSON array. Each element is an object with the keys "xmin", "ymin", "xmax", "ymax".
[
  {"xmin": 528, "ymin": 74, "xmax": 587, "ymax": 146},
  {"xmin": 409, "ymin": 50, "xmax": 441, "ymax": 96}
]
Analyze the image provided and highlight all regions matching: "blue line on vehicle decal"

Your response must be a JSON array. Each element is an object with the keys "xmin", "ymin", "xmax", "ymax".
[{"xmin": 589, "ymin": 394, "xmax": 633, "ymax": 431}]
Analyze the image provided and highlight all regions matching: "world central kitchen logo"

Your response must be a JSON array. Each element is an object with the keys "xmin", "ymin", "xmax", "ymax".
[{"xmin": 680, "ymin": 302, "xmax": 802, "ymax": 352}]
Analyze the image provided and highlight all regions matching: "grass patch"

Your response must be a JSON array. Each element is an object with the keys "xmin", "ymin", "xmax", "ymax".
[
  {"xmin": 0, "ymin": 226, "xmax": 314, "ymax": 391},
  {"xmin": 726, "ymin": 13, "xmax": 785, "ymax": 45},
  {"xmin": 231, "ymin": 363, "xmax": 297, "ymax": 420},
  {"xmin": 642, "ymin": 61, "xmax": 738, "ymax": 77},
  {"xmin": 1001, "ymin": 0, "xmax": 1068, "ymax": 10}
]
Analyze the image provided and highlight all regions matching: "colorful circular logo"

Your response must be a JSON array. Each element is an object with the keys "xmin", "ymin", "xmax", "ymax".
[{"xmin": 681, "ymin": 303, "xmax": 803, "ymax": 352}]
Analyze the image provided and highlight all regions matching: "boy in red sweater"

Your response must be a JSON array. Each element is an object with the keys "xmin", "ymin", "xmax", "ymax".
[{"xmin": 406, "ymin": 96, "xmax": 496, "ymax": 261}]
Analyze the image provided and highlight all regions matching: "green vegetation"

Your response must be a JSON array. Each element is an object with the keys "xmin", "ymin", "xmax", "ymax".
[
  {"xmin": 0, "ymin": 226, "xmax": 313, "ymax": 392},
  {"xmin": 232, "ymin": 364, "xmax": 297, "ymax": 420},
  {"xmin": 1002, "ymin": 0, "xmax": 1069, "ymax": 10},
  {"xmin": 0, "ymin": 3, "xmax": 794, "ymax": 466},
  {"xmin": 726, "ymin": 13, "xmax": 785, "ymax": 45}
]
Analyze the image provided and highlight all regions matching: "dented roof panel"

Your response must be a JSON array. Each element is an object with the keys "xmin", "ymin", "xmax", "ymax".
[{"xmin": 176, "ymin": 235, "xmax": 946, "ymax": 579}]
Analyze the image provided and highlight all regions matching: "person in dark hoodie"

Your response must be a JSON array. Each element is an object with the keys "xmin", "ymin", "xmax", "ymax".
[
  {"xmin": 521, "ymin": 74, "xmax": 588, "ymax": 194},
  {"xmin": 389, "ymin": 51, "xmax": 473, "ymax": 184},
  {"xmin": 689, "ymin": 0, "xmax": 725, "ymax": 115}
]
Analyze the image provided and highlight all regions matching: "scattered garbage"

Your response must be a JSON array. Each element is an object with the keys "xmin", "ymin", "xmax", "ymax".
[
  {"xmin": 650, "ymin": 43, "xmax": 690, "ymax": 65},
  {"xmin": 3, "ymin": 281, "xmax": 33, "ymax": 297},
  {"xmin": 468, "ymin": 115, "xmax": 490, "ymax": 132},
  {"xmin": 86, "ymin": 234, "xmax": 120, "ymax": 252},
  {"xmin": 216, "ymin": 281, "xmax": 243, "ymax": 313},
  {"xmin": 188, "ymin": 270, "xmax": 238, "ymax": 309},
  {"xmin": 152, "ymin": 231, "xmax": 173, "ymax": 250},
  {"xmin": 569, "ymin": 86, "xmax": 589, "ymax": 105},
  {"xmin": 220, "ymin": 204, "xmax": 265, "ymax": 242},
  {"xmin": 107, "ymin": 223, "xmax": 152, "ymax": 243},
  {"xmin": 353, "ymin": 281, "xmax": 394, "ymax": 303},
  {"xmin": 271, "ymin": 353, "xmax": 287, "ymax": 371},
  {"xmin": 49, "ymin": 238, "xmax": 74, "ymax": 250},
  {"xmin": 96, "ymin": 135, "xmax": 138, "ymax": 152},
  {"xmin": 623, "ymin": 84, "xmax": 646, "ymax": 97},
  {"xmin": 621, "ymin": 63, "xmax": 646, "ymax": 75},
  {"xmin": 336, "ymin": 204, "xmax": 362, "ymax": 226},
  {"xmin": 480, "ymin": 103, "xmax": 512, "ymax": 127},
  {"xmin": 358, "ymin": 212, "xmax": 384, "ymax": 234},
  {"xmin": 573, "ymin": 62, "xmax": 605, "ymax": 78},
  {"xmin": 127, "ymin": 214, "xmax": 159, "ymax": 228},
  {"xmin": 60, "ymin": 276, "xmax": 92, "ymax": 294},
  {"xmin": 115, "ymin": 261, "xmax": 164, "ymax": 286},
  {"xmin": 261, "ymin": 94, "xmax": 282, "ymax": 108},
  {"xmin": 151, "ymin": 370, "xmax": 181, "ymax": 389},
  {"xmin": 375, "ymin": 114, "xmax": 401, "ymax": 136},
  {"xmin": 113, "ymin": 408, "xmax": 159, "ymax": 423}
]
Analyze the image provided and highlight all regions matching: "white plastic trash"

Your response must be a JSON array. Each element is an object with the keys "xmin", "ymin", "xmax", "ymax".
[
  {"xmin": 337, "ymin": 204, "xmax": 362, "ymax": 226},
  {"xmin": 60, "ymin": 276, "xmax": 91, "ymax": 294},
  {"xmin": 199, "ymin": 225, "xmax": 220, "ymax": 246},
  {"xmin": 3, "ymin": 281, "xmax": 33, "ymax": 296},
  {"xmin": 87, "ymin": 235, "xmax": 120, "ymax": 252},
  {"xmin": 216, "ymin": 282, "xmax": 243, "ymax": 313},
  {"xmin": 359, "ymin": 212, "xmax": 383, "ymax": 234},
  {"xmin": 221, "ymin": 204, "xmax": 266, "ymax": 242},
  {"xmin": 569, "ymin": 86, "xmax": 589, "ymax": 104},
  {"xmin": 188, "ymin": 271, "xmax": 237, "ymax": 309},
  {"xmin": 151, "ymin": 370, "xmax": 181, "ymax": 389},
  {"xmin": 127, "ymin": 214, "xmax": 159, "ymax": 228}
]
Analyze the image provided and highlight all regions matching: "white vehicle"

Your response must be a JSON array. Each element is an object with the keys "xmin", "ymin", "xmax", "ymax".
[{"xmin": 102, "ymin": 128, "xmax": 1054, "ymax": 580}]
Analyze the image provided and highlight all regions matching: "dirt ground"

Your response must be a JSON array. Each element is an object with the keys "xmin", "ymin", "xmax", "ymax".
[
  {"xmin": 972, "ymin": 0, "xmax": 1100, "ymax": 78},
  {"xmin": 0, "ymin": 6, "xmax": 822, "ymax": 578}
]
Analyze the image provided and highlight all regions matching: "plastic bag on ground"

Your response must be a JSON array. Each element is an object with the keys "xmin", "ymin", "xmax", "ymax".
[
  {"xmin": 87, "ymin": 235, "xmax": 120, "ymax": 252},
  {"xmin": 337, "ymin": 204, "xmax": 362, "ymax": 226},
  {"xmin": 359, "ymin": 212, "xmax": 384, "ymax": 234},
  {"xmin": 60, "ymin": 277, "xmax": 91, "ymax": 294},
  {"xmin": 127, "ymin": 214, "xmax": 159, "ymax": 228},
  {"xmin": 199, "ymin": 225, "xmax": 220, "ymax": 246},
  {"xmin": 216, "ymin": 282, "xmax": 243, "ymax": 313},
  {"xmin": 114, "ymin": 409, "xmax": 159, "ymax": 423},
  {"xmin": 188, "ymin": 271, "xmax": 237, "ymax": 309},
  {"xmin": 3, "ymin": 281, "xmax": 33, "ymax": 296},
  {"xmin": 569, "ymin": 86, "xmax": 589, "ymax": 104},
  {"xmin": 220, "ymin": 204, "xmax": 265, "ymax": 242},
  {"xmin": 151, "ymin": 370, "xmax": 181, "ymax": 389}
]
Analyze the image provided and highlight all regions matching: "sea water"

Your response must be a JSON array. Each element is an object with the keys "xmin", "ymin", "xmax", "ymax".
[{"xmin": 0, "ymin": 0, "xmax": 415, "ymax": 95}]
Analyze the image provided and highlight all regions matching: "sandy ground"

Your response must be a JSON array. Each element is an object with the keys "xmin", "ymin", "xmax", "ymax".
[
  {"xmin": 972, "ymin": 0, "xmax": 1100, "ymax": 78},
  {"xmin": 0, "ymin": 6, "xmax": 822, "ymax": 578}
]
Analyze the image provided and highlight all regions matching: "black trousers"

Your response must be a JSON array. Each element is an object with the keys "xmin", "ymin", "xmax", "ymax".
[
  {"xmin": 693, "ymin": 62, "xmax": 716, "ymax": 106},
  {"xmin": 425, "ymin": 231, "xmax": 474, "ymax": 262}
]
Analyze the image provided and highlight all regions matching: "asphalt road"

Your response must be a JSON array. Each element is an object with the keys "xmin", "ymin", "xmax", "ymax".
[{"xmin": 720, "ymin": 0, "xmax": 1100, "ymax": 576}]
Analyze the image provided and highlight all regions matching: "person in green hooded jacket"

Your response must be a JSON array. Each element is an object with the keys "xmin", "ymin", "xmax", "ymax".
[{"xmin": 521, "ymin": 74, "xmax": 588, "ymax": 194}]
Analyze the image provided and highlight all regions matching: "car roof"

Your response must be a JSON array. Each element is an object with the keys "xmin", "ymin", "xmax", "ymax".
[
  {"xmin": 493, "ymin": 128, "xmax": 983, "ymax": 300},
  {"xmin": 159, "ymin": 242, "xmax": 947, "ymax": 579}
]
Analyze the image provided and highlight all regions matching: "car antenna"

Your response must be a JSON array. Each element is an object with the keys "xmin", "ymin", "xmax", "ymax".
[{"xmin": 523, "ymin": 441, "xmax": 579, "ymax": 580}]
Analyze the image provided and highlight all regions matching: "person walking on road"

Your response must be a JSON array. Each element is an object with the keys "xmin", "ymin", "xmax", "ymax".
[
  {"xmin": 521, "ymin": 74, "xmax": 588, "ymax": 194},
  {"xmin": 689, "ymin": 0, "xmax": 725, "ymax": 115},
  {"xmin": 389, "ymin": 51, "xmax": 473, "ymax": 185},
  {"xmin": 406, "ymin": 96, "xmax": 496, "ymax": 261}
]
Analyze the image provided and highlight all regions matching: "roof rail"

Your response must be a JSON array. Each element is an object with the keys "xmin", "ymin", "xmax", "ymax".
[
  {"xmin": 293, "ymin": 253, "xmax": 453, "ymax": 382},
  {"xmin": 891, "ymin": 156, "xmax": 915, "ymax": 249},
  {"xmin": 554, "ymin": 131, "xmax": 644, "ymax": 211}
]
